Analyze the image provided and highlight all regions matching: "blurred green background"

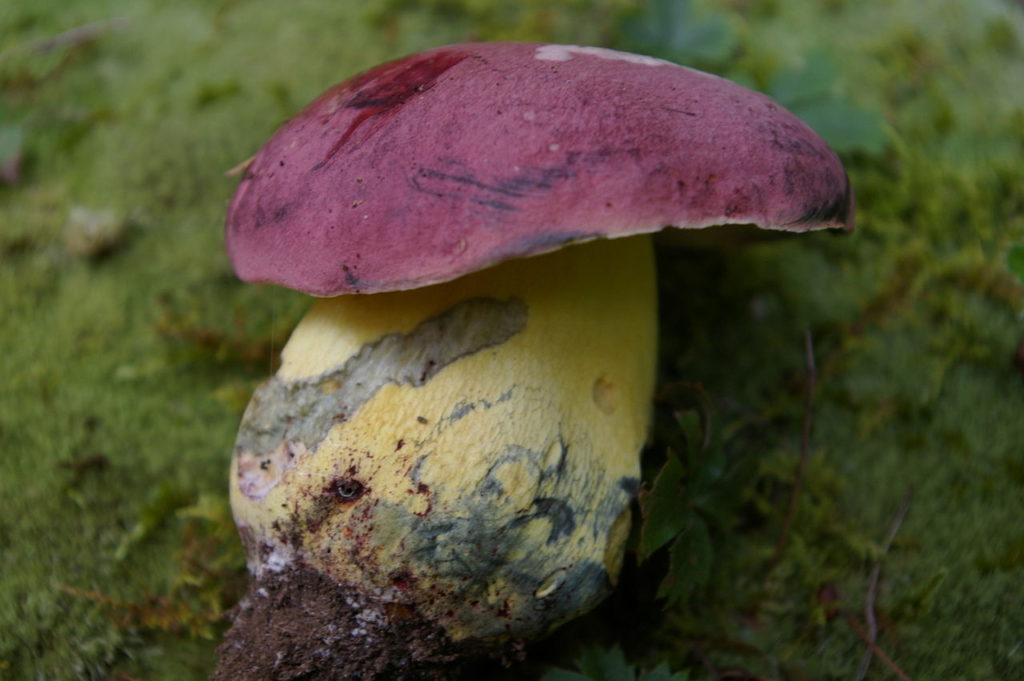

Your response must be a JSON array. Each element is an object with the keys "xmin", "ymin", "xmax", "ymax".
[{"xmin": 1, "ymin": 0, "xmax": 1022, "ymax": 679}]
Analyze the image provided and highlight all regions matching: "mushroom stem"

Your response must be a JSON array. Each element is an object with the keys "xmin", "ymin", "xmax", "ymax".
[{"xmin": 221, "ymin": 236, "xmax": 656, "ymax": 676}]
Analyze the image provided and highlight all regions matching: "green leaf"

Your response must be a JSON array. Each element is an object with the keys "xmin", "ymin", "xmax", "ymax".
[
  {"xmin": 767, "ymin": 57, "xmax": 840, "ymax": 107},
  {"xmin": 789, "ymin": 97, "xmax": 889, "ymax": 155},
  {"xmin": 619, "ymin": 0, "xmax": 736, "ymax": 67},
  {"xmin": 640, "ymin": 662, "xmax": 692, "ymax": 681},
  {"xmin": 542, "ymin": 647, "xmax": 635, "ymax": 681},
  {"xmin": 576, "ymin": 646, "xmax": 635, "ymax": 681},
  {"xmin": 689, "ymin": 447, "xmax": 758, "ymax": 520},
  {"xmin": 673, "ymin": 409, "xmax": 703, "ymax": 467},
  {"xmin": 766, "ymin": 55, "xmax": 888, "ymax": 155},
  {"xmin": 1007, "ymin": 244, "xmax": 1024, "ymax": 283},
  {"xmin": 542, "ymin": 648, "xmax": 692, "ymax": 681},
  {"xmin": 540, "ymin": 670, "xmax": 593, "ymax": 681},
  {"xmin": 638, "ymin": 450, "xmax": 689, "ymax": 560},
  {"xmin": 658, "ymin": 513, "xmax": 713, "ymax": 606}
]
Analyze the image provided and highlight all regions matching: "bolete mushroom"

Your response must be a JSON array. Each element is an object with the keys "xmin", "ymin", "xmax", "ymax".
[{"xmin": 214, "ymin": 42, "xmax": 852, "ymax": 680}]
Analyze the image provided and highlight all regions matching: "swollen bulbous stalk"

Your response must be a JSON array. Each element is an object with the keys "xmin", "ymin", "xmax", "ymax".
[{"xmin": 214, "ymin": 236, "xmax": 656, "ymax": 680}]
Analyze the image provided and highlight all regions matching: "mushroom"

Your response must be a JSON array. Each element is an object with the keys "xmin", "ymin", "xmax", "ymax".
[{"xmin": 214, "ymin": 42, "xmax": 852, "ymax": 680}]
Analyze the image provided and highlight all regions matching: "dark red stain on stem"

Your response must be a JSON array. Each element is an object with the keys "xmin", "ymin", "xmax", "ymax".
[
  {"xmin": 323, "ymin": 50, "xmax": 470, "ymax": 162},
  {"xmin": 411, "ymin": 482, "xmax": 432, "ymax": 518}
]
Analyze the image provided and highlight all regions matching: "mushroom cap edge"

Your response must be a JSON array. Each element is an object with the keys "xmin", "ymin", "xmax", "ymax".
[{"xmin": 225, "ymin": 42, "xmax": 854, "ymax": 296}]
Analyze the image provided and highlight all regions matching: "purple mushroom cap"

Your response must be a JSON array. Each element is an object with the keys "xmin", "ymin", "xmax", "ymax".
[{"xmin": 226, "ymin": 42, "xmax": 853, "ymax": 296}]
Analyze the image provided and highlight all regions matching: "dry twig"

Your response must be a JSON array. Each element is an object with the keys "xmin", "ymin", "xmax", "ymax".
[
  {"xmin": 854, "ymin": 490, "xmax": 914, "ymax": 681},
  {"xmin": 225, "ymin": 155, "xmax": 255, "ymax": 177},
  {"xmin": 843, "ymin": 611, "xmax": 914, "ymax": 681}
]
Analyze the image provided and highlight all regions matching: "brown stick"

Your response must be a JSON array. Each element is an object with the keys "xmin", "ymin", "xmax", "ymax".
[
  {"xmin": 854, "ymin": 490, "xmax": 914, "ymax": 681},
  {"xmin": 225, "ymin": 155, "xmax": 255, "ymax": 177},
  {"xmin": 770, "ymin": 329, "xmax": 817, "ymax": 569},
  {"xmin": 842, "ymin": 611, "xmax": 914, "ymax": 681}
]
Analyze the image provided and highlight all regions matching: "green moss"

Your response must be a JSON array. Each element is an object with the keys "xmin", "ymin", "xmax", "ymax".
[{"xmin": 1, "ymin": 0, "xmax": 1022, "ymax": 679}]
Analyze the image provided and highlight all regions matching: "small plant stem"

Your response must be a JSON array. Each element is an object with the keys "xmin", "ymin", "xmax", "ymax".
[
  {"xmin": 842, "ymin": 611, "xmax": 914, "ymax": 681},
  {"xmin": 854, "ymin": 489, "xmax": 913, "ymax": 681}
]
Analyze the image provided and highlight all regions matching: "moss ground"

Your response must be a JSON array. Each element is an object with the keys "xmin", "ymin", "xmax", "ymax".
[{"xmin": 1, "ymin": 0, "xmax": 1022, "ymax": 679}]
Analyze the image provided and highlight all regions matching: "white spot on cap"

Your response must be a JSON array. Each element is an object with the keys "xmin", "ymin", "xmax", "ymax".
[
  {"xmin": 523, "ymin": 110, "xmax": 537, "ymax": 121},
  {"xmin": 548, "ymin": 143, "xmax": 560, "ymax": 152},
  {"xmin": 534, "ymin": 44, "xmax": 673, "ymax": 67}
]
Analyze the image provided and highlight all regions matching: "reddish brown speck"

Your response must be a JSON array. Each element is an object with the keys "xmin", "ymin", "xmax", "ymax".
[
  {"xmin": 419, "ymin": 360, "xmax": 437, "ymax": 383},
  {"xmin": 412, "ymin": 482, "xmax": 432, "ymax": 518},
  {"xmin": 389, "ymin": 569, "xmax": 416, "ymax": 590},
  {"xmin": 384, "ymin": 602, "xmax": 417, "ymax": 620},
  {"xmin": 817, "ymin": 582, "xmax": 841, "ymax": 621}
]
